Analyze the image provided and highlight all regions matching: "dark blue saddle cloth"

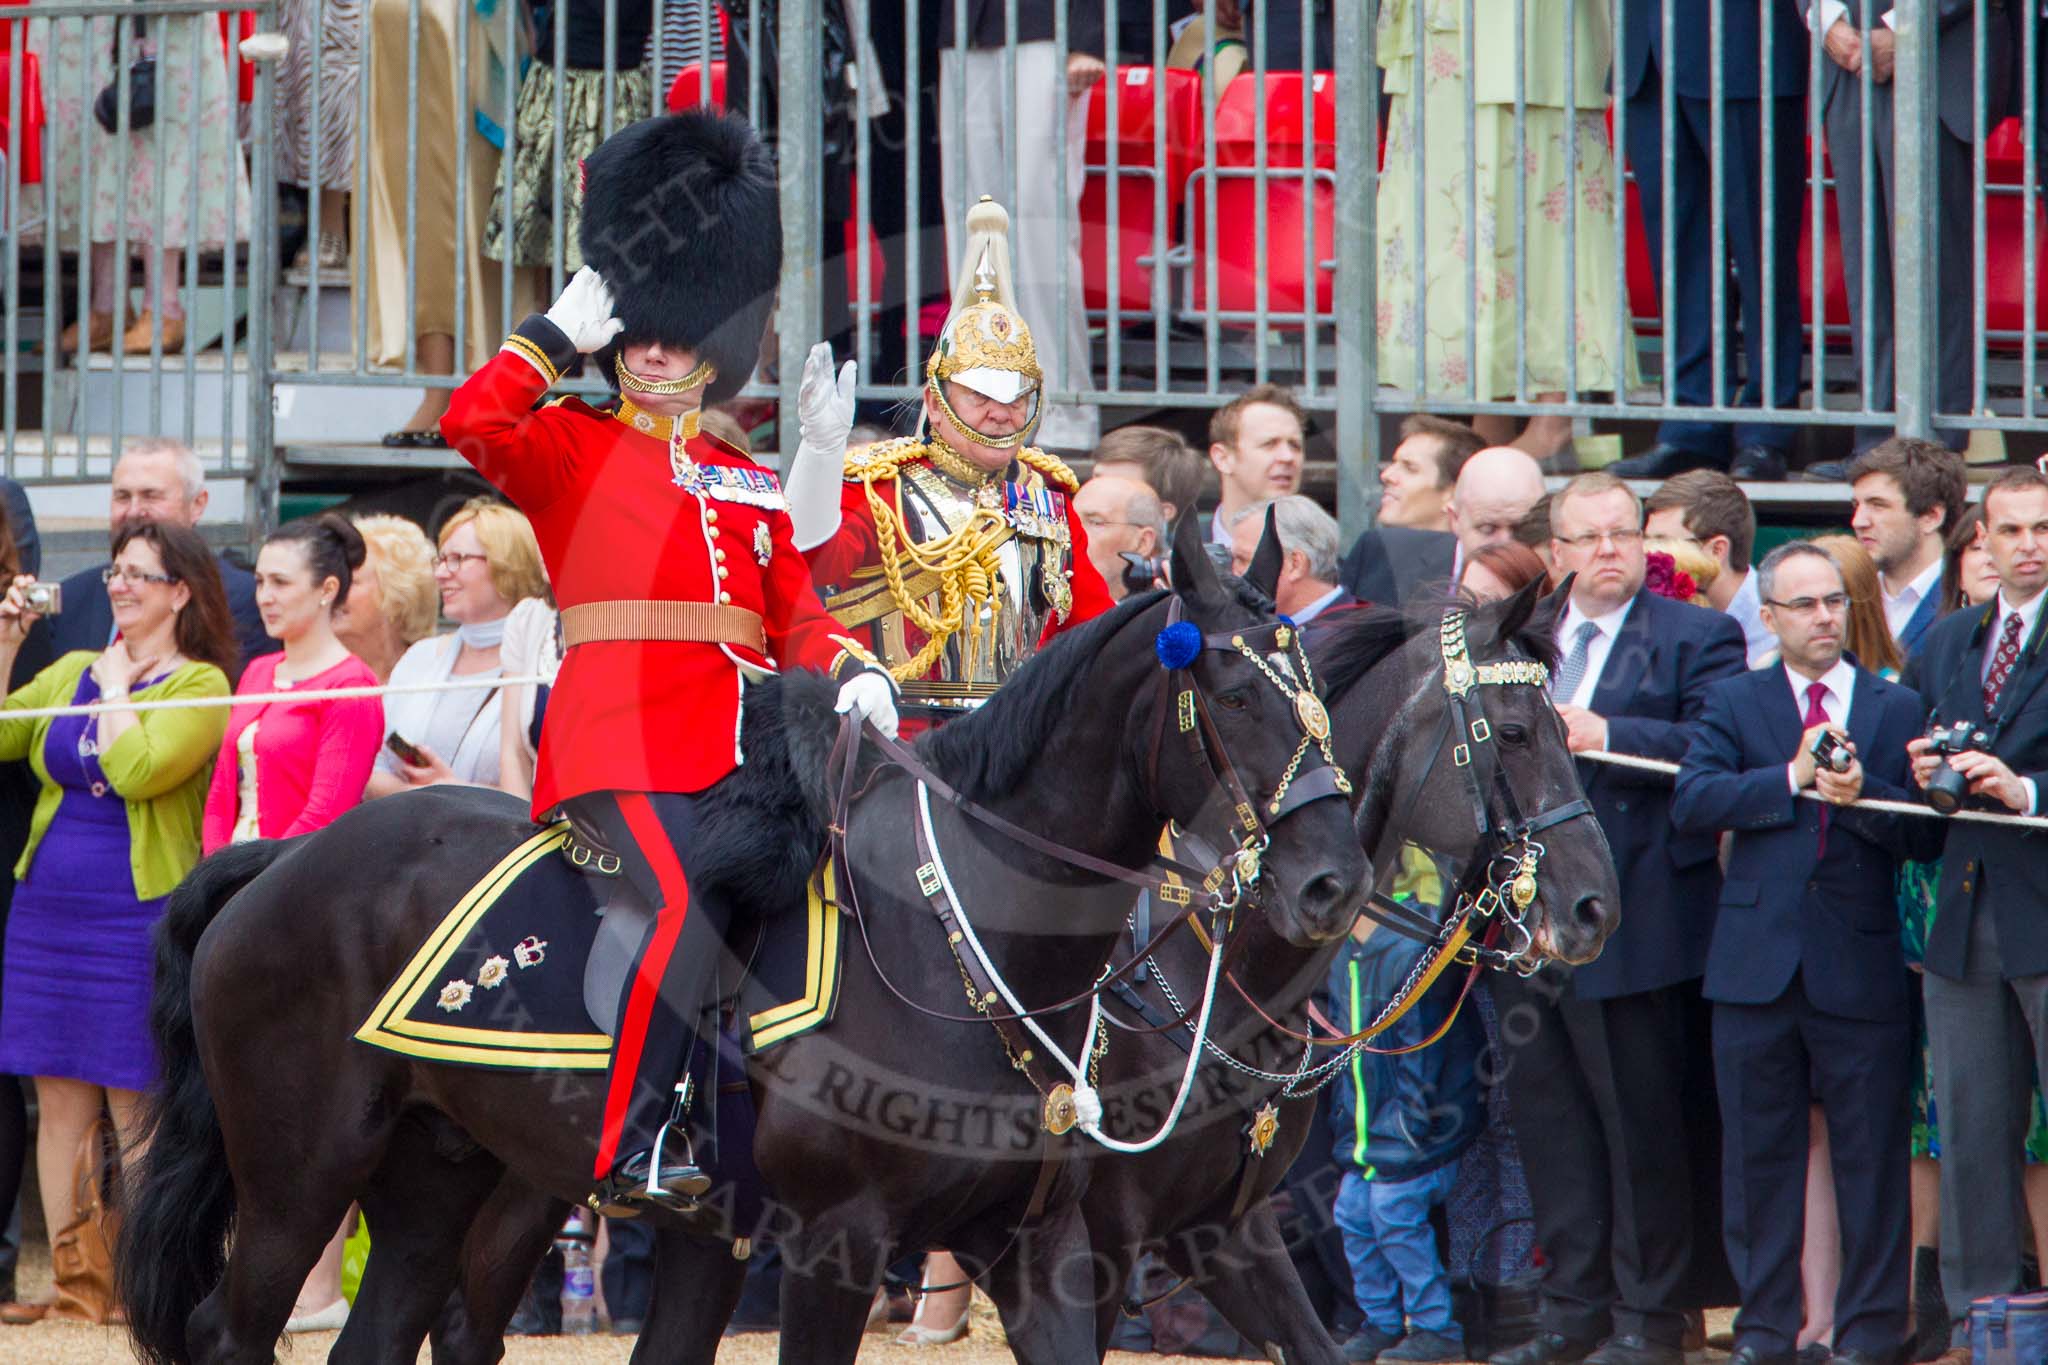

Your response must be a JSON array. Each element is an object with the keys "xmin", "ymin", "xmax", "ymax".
[{"xmin": 354, "ymin": 823, "xmax": 845, "ymax": 1071}]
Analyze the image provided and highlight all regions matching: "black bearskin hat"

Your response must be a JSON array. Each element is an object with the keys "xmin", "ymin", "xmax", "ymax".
[{"xmin": 579, "ymin": 110, "xmax": 780, "ymax": 404}]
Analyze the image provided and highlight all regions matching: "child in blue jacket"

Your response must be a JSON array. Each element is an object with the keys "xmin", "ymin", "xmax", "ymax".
[{"xmin": 1328, "ymin": 913, "xmax": 1485, "ymax": 1362}]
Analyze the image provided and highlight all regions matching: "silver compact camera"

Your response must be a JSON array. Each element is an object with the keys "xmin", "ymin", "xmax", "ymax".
[{"xmin": 21, "ymin": 582, "xmax": 61, "ymax": 617}]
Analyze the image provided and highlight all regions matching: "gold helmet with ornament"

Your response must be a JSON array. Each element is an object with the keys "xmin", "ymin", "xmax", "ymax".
[{"xmin": 925, "ymin": 198, "xmax": 1043, "ymax": 450}]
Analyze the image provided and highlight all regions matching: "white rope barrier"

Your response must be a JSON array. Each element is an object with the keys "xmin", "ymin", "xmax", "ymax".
[
  {"xmin": 1578, "ymin": 747, "xmax": 2048, "ymax": 831},
  {"xmin": 0, "ymin": 672, "xmax": 552, "ymax": 723}
]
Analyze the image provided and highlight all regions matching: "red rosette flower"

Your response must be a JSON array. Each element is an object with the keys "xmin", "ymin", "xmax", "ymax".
[{"xmin": 1643, "ymin": 550, "xmax": 1699, "ymax": 603}]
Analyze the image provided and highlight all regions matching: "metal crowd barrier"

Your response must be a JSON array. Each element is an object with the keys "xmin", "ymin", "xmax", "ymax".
[{"xmin": 5, "ymin": 0, "xmax": 2046, "ymax": 542}]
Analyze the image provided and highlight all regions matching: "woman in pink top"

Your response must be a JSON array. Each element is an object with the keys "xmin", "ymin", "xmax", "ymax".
[
  {"xmin": 199, "ymin": 511, "xmax": 383, "ymax": 1332},
  {"xmin": 201, "ymin": 513, "xmax": 383, "ymax": 852}
]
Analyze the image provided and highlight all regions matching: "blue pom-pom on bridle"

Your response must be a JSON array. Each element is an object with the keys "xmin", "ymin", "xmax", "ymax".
[{"xmin": 1155, "ymin": 621, "xmax": 1203, "ymax": 670}]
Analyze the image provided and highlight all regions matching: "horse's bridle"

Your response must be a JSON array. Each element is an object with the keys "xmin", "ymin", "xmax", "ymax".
[
  {"xmin": 828, "ymin": 595, "xmax": 1354, "ymax": 1034},
  {"xmin": 1143, "ymin": 597, "xmax": 1354, "ymax": 916},
  {"xmin": 1222, "ymin": 605, "xmax": 1595, "ymax": 1053}
]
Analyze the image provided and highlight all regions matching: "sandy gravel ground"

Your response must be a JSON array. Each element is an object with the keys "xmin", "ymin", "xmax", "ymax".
[{"xmin": 0, "ymin": 1235, "xmax": 1741, "ymax": 1364}]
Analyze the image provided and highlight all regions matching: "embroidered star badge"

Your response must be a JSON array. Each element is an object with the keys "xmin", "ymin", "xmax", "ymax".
[
  {"xmin": 438, "ymin": 979, "xmax": 475, "ymax": 1013},
  {"xmin": 477, "ymin": 956, "xmax": 511, "ymax": 991}
]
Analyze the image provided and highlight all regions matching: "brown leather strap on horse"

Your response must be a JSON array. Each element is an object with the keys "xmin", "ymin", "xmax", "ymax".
[{"xmin": 559, "ymin": 600, "xmax": 767, "ymax": 651}]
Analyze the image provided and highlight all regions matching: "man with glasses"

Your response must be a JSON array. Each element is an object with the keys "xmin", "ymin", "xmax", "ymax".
[
  {"xmin": 1489, "ymin": 472, "xmax": 1747, "ymax": 1365},
  {"xmin": 1901, "ymin": 468, "xmax": 2048, "ymax": 1364},
  {"xmin": 1673, "ymin": 542, "xmax": 1930, "ymax": 1365},
  {"xmin": 28, "ymin": 439, "xmax": 272, "ymax": 683},
  {"xmin": 1073, "ymin": 474, "xmax": 1166, "ymax": 602}
]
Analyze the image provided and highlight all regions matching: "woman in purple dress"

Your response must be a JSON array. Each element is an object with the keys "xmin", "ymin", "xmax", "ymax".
[{"xmin": 0, "ymin": 522, "xmax": 234, "ymax": 1325}]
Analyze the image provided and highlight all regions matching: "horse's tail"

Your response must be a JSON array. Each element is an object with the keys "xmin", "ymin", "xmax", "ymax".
[{"xmin": 120, "ymin": 840, "xmax": 289, "ymax": 1365}]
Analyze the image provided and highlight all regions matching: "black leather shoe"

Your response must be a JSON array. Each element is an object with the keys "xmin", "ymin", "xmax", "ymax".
[
  {"xmin": 1584, "ymin": 1335, "xmax": 1684, "ymax": 1365},
  {"xmin": 1826, "ymin": 1351, "xmax": 1897, "ymax": 1365},
  {"xmin": 1490, "ymin": 1333, "xmax": 1597, "ymax": 1365},
  {"xmin": 1725, "ymin": 1345, "xmax": 1795, "ymax": 1365},
  {"xmin": 1607, "ymin": 444, "xmax": 1727, "ymax": 479},
  {"xmin": 1802, "ymin": 457, "xmax": 1854, "ymax": 483},
  {"xmin": 1729, "ymin": 445, "xmax": 1789, "ymax": 481},
  {"xmin": 592, "ymin": 1147, "xmax": 711, "ymax": 1216}
]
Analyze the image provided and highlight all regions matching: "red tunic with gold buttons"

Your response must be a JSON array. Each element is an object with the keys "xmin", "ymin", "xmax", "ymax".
[{"xmin": 442, "ymin": 315, "xmax": 871, "ymax": 817}]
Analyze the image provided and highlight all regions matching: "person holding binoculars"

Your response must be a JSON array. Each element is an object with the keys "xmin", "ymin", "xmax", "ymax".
[{"xmin": 1899, "ymin": 468, "xmax": 2048, "ymax": 1359}]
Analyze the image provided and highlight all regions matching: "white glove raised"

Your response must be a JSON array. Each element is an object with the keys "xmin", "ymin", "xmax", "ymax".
[
  {"xmin": 834, "ymin": 669, "xmax": 899, "ymax": 740},
  {"xmin": 544, "ymin": 266, "xmax": 625, "ymax": 354},
  {"xmin": 798, "ymin": 341, "xmax": 857, "ymax": 452},
  {"xmin": 787, "ymin": 341, "xmax": 857, "ymax": 551}
]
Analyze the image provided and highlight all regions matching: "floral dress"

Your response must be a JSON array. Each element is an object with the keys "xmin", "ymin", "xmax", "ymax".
[
  {"xmin": 1374, "ymin": 0, "xmax": 1637, "ymax": 400},
  {"xmin": 31, "ymin": 14, "xmax": 253, "ymax": 249}
]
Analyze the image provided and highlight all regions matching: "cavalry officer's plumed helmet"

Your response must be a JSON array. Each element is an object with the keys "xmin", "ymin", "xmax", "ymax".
[
  {"xmin": 925, "ymin": 198, "xmax": 1045, "ymax": 450},
  {"xmin": 578, "ymin": 109, "xmax": 780, "ymax": 405}
]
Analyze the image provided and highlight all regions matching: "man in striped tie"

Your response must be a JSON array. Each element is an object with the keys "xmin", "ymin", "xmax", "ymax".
[
  {"xmin": 1487, "ymin": 472, "xmax": 1748, "ymax": 1365},
  {"xmin": 1900, "ymin": 468, "xmax": 2048, "ymax": 1364}
]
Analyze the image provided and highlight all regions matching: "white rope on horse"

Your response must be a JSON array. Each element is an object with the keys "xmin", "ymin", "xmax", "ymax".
[
  {"xmin": 915, "ymin": 781, "xmax": 1225, "ymax": 1155},
  {"xmin": 0, "ymin": 672, "xmax": 552, "ymax": 722},
  {"xmin": 1578, "ymin": 747, "xmax": 2048, "ymax": 831}
]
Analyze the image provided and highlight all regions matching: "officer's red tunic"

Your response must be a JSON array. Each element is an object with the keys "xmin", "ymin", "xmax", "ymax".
[{"xmin": 442, "ymin": 316, "xmax": 868, "ymax": 818}]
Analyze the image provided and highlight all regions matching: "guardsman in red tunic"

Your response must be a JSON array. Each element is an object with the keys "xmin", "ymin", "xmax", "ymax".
[
  {"xmin": 441, "ymin": 110, "xmax": 897, "ymax": 1211},
  {"xmin": 783, "ymin": 199, "xmax": 1116, "ymax": 732}
]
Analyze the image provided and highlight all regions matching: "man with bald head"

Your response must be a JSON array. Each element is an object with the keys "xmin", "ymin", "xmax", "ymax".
[
  {"xmin": 1341, "ymin": 445, "xmax": 1549, "ymax": 605},
  {"xmin": 1074, "ymin": 473, "xmax": 1167, "ymax": 602}
]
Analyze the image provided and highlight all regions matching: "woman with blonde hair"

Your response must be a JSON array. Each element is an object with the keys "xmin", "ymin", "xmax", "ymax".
[
  {"xmin": 368, "ymin": 497, "xmax": 546, "ymax": 794},
  {"xmin": 333, "ymin": 514, "xmax": 439, "ymax": 682},
  {"xmin": 1810, "ymin": 534, "xmax": 1904, "ymax": 678}
]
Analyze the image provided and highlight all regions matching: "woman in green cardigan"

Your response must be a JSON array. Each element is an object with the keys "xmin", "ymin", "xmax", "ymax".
[{"xmin": 0, "ymin": 520, "xmax": 234, "ymax": 1326}]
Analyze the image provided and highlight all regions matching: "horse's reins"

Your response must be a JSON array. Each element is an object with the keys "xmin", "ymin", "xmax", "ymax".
[{"xmin": 824, "ymin": 600, "xmax": 1353, "ymax": 1144}]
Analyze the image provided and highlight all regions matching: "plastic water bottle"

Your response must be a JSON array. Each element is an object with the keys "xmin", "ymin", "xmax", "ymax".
[{"xmin": 558, "ymin": 1208, "xmax": 599, "ymax": 1335}]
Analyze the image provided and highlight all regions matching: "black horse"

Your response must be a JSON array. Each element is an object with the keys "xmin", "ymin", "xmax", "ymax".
[
  {"xmin": 1070, "ymin": 578, "xmax": 1622, "ymax": 1362},
  {"xmin": 117, "ymin": 521, "xmax": 1368, "ymax": 1365},
  {"xmin": 333, "ymin": 578, "xmax": 1624, "ymax": 1365}
]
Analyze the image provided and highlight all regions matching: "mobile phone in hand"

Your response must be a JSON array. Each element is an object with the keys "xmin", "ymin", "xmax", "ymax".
[{"xmin": 385, "ymin": 731, "xmax": 429, "ymax": 767}]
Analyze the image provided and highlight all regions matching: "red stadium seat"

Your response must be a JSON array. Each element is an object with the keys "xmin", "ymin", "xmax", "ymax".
[
  {"xmin": 1187, "ymin": 169, "xmax": 1334, "ymax": 321},
  {"xmin": 1207, "ymin": 71, "xmax": 1337, "ymax": 169},
  {"xmin": 0, "ymin": 46, "xmax": 43, "ymax": 187},
  {"xmin": 1080, "ymin": 65, "xmax": 1202, "ymax": 315},
  {"xmin": 665, "ymin": 60, "xmax": 728, "ymax": 113},
  {"xmin": 1177, "ymin": 72, "xmax": 1337, "ymax": 326}
]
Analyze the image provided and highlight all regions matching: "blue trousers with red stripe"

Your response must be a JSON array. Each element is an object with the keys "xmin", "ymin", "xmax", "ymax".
[{"xmin": 566, "ymin": 790, "xmax": 736, "ymax": 1181}]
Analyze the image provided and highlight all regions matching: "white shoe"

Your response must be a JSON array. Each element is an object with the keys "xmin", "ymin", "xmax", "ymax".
[{"xmin": 285, "ymin": 1298, "xmax": 349, "ymax": 1333}]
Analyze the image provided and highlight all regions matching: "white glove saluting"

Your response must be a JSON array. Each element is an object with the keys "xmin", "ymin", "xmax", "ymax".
[
  {"xmin": 545, "ymin": 266, "xmax": 625, "ymax": 354},
  {"xmin": 787, "ymin": 341, "xmax": 858, "ymax": 551},
  {"xmin": 834, "ymin": 669, "xmax": 899, "ymax": 740}
]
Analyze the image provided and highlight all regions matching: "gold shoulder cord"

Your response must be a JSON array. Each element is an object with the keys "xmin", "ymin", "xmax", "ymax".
[
  {"xmin": 1014, "ymin": 446, "xmax": 1079, "ymax": 494},
  {"xmin": 847, "ymin": 437, "xmax": 1014, "ymax": 682}
]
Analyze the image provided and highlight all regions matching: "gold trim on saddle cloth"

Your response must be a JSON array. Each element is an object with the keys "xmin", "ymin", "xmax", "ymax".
[
  {"xmin": 354, "ymin": 824, "xmax": 615, "ymax": 1070},
  {"xmin": 354, "ymin": 827, "xmax": 845, "ymax": 1070}
]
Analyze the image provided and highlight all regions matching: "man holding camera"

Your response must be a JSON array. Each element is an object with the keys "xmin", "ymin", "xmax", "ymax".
[
  {"xmin": 1902, "ymin": 467, "xmax": 2048, "ymax": 1358},
  {"xmin": 1673, "ymin": 542, "xmax": 1932, "ymax": 1365}
]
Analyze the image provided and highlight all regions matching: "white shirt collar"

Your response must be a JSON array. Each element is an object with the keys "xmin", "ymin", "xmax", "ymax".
[
  {"xmin": 1559, "ymin": 592, "xmax": 1635, "ymax": 641},
  {"xmin": 1291, "ymin": 585, "xmax": 1346, "ymax": 623},
  {"xmin": 1890, "ymin": 556, "xmax": 1943, "ymax": 609},
  {"xmin": 1994, "ymin": 588, "xmax": 2048, "ymax": 646},
  {"xmin": 1785, "ymin": 656, "xmax": 1858, "ymax": 716}
]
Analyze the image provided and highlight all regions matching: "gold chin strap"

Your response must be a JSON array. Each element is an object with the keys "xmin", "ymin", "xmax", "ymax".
[
  {"xmin": 928, "ymin": 376, "xmax": 1039, "ymax": 451},
  {"xmin": 615, "ymin": 352, "xmax": 717, "ymax": 396}
]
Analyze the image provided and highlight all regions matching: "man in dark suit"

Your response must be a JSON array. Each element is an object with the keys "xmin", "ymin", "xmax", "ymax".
[
  {"xmin": 1343, "ymin": 446, "xmax": 1545, "ymax": 606},
  {"xmin": 1489, "ymin": 472, "xmax": 1748, "ymax": 1365},
  {"xmin": 1224, "ymin": 494, "xmax": 1361, "ymax": 645},
  {"xmin": 22, "ymin": 440, "xmax": 272, "ymax": 681},
  {"xmin": 1802, "ymin": 1, "xmax": 2017, "ymax": 463},
  {"xmin": 1606, "ymin": 0, "xmax": 1808, "ymax": 483},
  {"xmin": 1901, "ymin": 468, "xmax": 2048, "ymax": 1359},
  {"xmin": 1673, "ymin": 542, "xmax": 1932, "ymax": 1365}
]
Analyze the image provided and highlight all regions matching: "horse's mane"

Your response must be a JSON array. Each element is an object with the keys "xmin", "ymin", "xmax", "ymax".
[
  {"xmin": 1311, "ymin": 587, "xmax": 1563, "ymax": 702},
  {"xmin": 919, "ymin": 578, "xmax": 1273, "ymax": 801}
]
